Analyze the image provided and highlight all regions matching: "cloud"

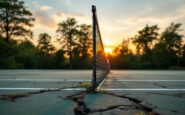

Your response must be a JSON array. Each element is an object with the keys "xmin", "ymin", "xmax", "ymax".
[
  {"xmin": 55, "ymin": 11, "xmax": 91, "ymax": 24},
  {"xmin": 40, "ymin": 5, "xmax": 52, "ymax": 11},
  {"xmin": 98, "ymin": 3, "xmax": 185, "ymax": 45},
  {"xmin": 32, "ymin": 1, "xmax": 52, "ymax": 11},
  {"xmin": 33, "ymin": 10, "xmax": 56, "ymax": 28},
  {"xmin": 32, "ymin": 1, "xmax": 38, "ymax": 6},
  {"xmin": 56, "ymin": 12, "xmax": 85, "ymax": 18},
  {"xmin": 114, "ymin": 4, "xmax": 185, "ymax": 38},
  {"xmin": 29, "ymin": 0, "xmax": 185, "ymax": 47},
  {"xmin": 65, "ymin": 0, "xmax": 71, "ymax": 6},
  {"xmin": 31, "ymin": 9, "xmax": 90, "ymax": 45}
]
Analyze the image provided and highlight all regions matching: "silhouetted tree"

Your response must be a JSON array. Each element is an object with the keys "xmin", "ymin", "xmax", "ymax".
[
  {"xmin": 110, "ymin": 39, "xmax": 133, "ymax": 69},
  {"xmin": 153, "ymin": 23, "xmax": 184, "ymax": 68},
  {"xmin": 56, "ymin": 18, "xmax": 78, "ymax": 69},
  {"xmin": 133, "ymin": 25, "xmax": 159, "ymax": 56},
  {"xmin": 182, "ymin": 45, "xmax": 185, "ymax": 66},
  {"xmin": 37, "ymin": 33, "xmax": 55, "ymax": 55},
  {"xmin": 0, "ymin": 0, "xmax": 34, "ymax": 43},
  {"xmin": 54, "ymin": 49, "xmax": 67, "ymax": 69},
  {"xmin": 15, "ymin": 40, "xmax": 38, "ymax": 68},
  {"xmin": 119, "ymin": 39, "xmax": 133, "ymax": 56},
  {"xmin": 160, "ymin": 23, "xmax": 183, "ymax": 58},
  {"xmin": 77, "ymin": 24, "xmax": 92, "ymax": 68}
]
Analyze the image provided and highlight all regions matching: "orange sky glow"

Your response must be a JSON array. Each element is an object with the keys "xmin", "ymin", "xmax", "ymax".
[{"xmin": 23, "ymin": 0, "xmax": 185, "ymax": 52}]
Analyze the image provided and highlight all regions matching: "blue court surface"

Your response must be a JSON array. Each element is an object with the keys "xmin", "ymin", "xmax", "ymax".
[{"xmin": 0, "ymin": 70, "xmax": 185, "ymax": 115}]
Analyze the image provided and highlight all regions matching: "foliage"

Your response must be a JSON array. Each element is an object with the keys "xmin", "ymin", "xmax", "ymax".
[
  {"xmin": 0, "ymin": 0, "xmax": 185, "ymax": 69},
  {"xmin": 152, "ymin": 23, "xmax": 184, "ymax": 68},
  {"xmin": 37, "ymin": 33, "xmax": 55, "ymax": 55},
  {"xmin": 0, "ymin": 0, "xmax": 34, "ymax": 42},
  {"xmin": 110, "ymin": 23, "xmax": 185, "ymax": 69},
  {"xmin": 56, "ymin": 18, "xmax": 92, "ymax": 69},
  {"xmin": 133, "ymin": 25, "xmax": 159, "ymax": 55},
  {"xmin": 56, "ymin": 18, "xmax": 78, "ymax": 69}
]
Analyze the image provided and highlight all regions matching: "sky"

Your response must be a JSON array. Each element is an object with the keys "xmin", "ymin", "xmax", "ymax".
[{"xmin": 23, "ymin": 0, "xmax": 185, "ymax": 48}]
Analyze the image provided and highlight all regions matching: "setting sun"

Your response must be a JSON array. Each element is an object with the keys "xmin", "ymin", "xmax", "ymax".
[
  {"xmin": 103, "ymin": 39, "xmax": 114, "ymax": 54},
  {"xmin": 105, "ymin": 47, "xmax": 113, "ymax": 54}
]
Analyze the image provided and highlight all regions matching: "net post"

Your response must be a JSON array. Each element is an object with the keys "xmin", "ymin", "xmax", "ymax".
[{"xmin": 92, "ymin": 5, "xmax": 96, "ymax": 91}]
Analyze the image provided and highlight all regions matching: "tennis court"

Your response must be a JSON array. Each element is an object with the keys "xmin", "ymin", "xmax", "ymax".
[
  {"xmin": 99, "ymin": 70, "xmax": 185, "ymax": 115},
  {"xmin": 0, "ymin": 4, "xmax": 185, "ymax": 115},
  {"xmin": 0, "ymin": 70, "xmax": 185, "ymax": 115}
]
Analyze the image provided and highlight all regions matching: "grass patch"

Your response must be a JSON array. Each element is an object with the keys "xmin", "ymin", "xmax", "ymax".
[
  {"xmin": 0, "ymin": 93, "xmax": 31, "ymax": 102},
  {"xmin": 79, "ymin": 82, "xmax": 91, "ymax": 88}
]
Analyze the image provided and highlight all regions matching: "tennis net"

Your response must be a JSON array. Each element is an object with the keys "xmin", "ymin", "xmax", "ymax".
[{"xmin": 92, "ymin": 5, "xmax": 110, "ymax": 90}]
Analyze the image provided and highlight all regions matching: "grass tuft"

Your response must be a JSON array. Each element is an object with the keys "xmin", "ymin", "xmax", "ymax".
[
  {"xmin": 1, "ymin": 93, "xmax": 31, "ymax": 101},
  {"xmin": 79, "ymin": 82, "xmax": 91, "ymax": 88}
]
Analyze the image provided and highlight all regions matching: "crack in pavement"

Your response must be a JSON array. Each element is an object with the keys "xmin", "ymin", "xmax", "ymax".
[
  {"xmin": 63, "ymin": 90, "xmax": 91, "ymax": 115},
  {"xmin": 98, "ymin": 91, "xmax": 160, "ymax": 115},
  {"xmin": 0, "ymin": 86, "xmax": 80, "ymax": 102},
  {"xmin": 1, "ymin": 84, "xmax": 181, "ymax": 115},
  {"xmin": 90, "ymin": 104, "xmax": 133, "ymax": 113},
  {"xmin": 153, "ymin": 83, "xmax": 167, "ymax": 88},
  {"xmin": 148, "ymin": 92, "xmax": 185, "ymax": 98},
  {"xmin": 63, "ymin": 89, "xmax": 160, "ymax": 115}
]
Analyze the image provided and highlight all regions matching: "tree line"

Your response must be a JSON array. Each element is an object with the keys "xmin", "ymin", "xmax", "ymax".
[
  {"xmin": 109, "ymin": 23, "xmax": 185, "ymax": 69},
  {"xmin": 0, "ymin": 0, "xmax": 185, "ymax": 69},
  {"xmin": 0, "ymin": 0, "xmax": 92, "ymax": 69}
]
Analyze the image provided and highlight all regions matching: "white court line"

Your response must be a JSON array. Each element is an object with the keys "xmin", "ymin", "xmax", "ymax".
[
  {"xmin": 100, "ymin": 88, "xmax": 185, "ymax": 91},
  {"xmin": 1, "ymin": 88, "xmax": 185, "ymax": 91},
  {"xmin": 0, "ymin": 79, "xmax": 91, "ymax": 82},
  {"xmin": 107, "ymin": 80, "xmax": 185, "ymax": 82},
  {"xmin": 1, "ymin": 79, "xmax": 185, "ymax": 82},
  {"xmin": 96, "ymin": 78, "xmax": 107, "ymax": 91},
  {"xmin": 0, "ymin": 88, "xmax": 86, "ymax": 91}
]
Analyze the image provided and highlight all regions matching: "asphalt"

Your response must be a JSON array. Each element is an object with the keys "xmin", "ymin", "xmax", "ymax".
[{"xmin": 0, "ymin": 70, "xmax": 185, "ymax": 115}]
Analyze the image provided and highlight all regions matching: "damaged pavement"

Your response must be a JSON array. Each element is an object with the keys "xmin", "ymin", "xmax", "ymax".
[{"xmin": 1, "ymin": 85, "xmax": 185, "ymax": 115}]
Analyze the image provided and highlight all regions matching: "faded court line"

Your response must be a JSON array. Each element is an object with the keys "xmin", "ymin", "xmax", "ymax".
[
  {"xmin": 0, "ymin": 88, "xmax": 86, "ymax": 91},
  {"xmin": 100, "ymin": 88, "xmax": 185, "ymax": 91},
  {"xmin": 106, "ymin": 80, "xmax": 185, "ymax": 82},
  {"xmin": 0, "ymin": 79, "xmax": 91, "ymax": 82}
]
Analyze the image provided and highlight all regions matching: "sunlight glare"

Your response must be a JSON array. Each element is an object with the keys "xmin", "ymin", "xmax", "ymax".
[
  {"xmin": 105, "ymin": 48, "xmax": 113, "ymax": 54},
  {"xmin": 104, "ymin": 39, "xmax": 112, "ymax": 46}
]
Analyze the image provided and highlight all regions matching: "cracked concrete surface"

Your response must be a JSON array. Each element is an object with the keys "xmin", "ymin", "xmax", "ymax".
[
  {"xmin": 61, "ymin": 89, "xmax": 161, "ymax": 115},
  {"xmin": 0, "ymin": 86, "xmax": 80, "ymax": 102},
  {"xmin": 0, "ymin": 70, "xmax": 185, "ymax": 115},
  {"xmin": 1, "ymin": 90, "xmax": 185, "ymax": 115},
  {"xmin": 0, "ymin": 88, "xmax": 161, "ymax": 115}
]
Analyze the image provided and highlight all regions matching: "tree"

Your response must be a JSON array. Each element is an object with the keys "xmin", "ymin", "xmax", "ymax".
[
  {"xmin": 37, "ymin": 33, "xmax": 55, "ymax": 54},
  {"xmin": 56, "ymin": 18, "xmax": 78, "ymax": 69},
  {"xmin": 182, "ymin": 45, "xmax": 185, "ymax": 66},
  {"xmin": 54, "ymin": 49, "xmax": 67, "ymax": 69},
  {"xmin": 0, "ymin": 38, "xmax": 17, "ymax": 68},
  {"xmin": 160, "ymin": 23, "xmax": 183, "ymax": 57},
  {"xmin": 0, "ymin": 0, "xmax": 34, "ymax": 42},
  {"xmin": 110, "ymin": 39, "xmax": 133, "ymax": 69},
  {"xmin": 77, "ymin": 24, "xmax": 92, "ymax": 68},
  {"xmin": 153, "ymin": 23, "xmax": 184, "ymax": 67},
  {"xmin": 119, "ymin": 39, "xmax": 132, "ymax": 56},
  {"xmin": 15, "ymin": 40, "xmax": 38, "ymax": 68},
  {"xmin": 133, "ymin": 25, "xmax": 159, "ymax": 55}
]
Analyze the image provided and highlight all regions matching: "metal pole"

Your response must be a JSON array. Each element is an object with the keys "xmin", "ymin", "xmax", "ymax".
[{"xmin": 92, "ymin": 5, "xmax": 96, "ymax": 91}]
